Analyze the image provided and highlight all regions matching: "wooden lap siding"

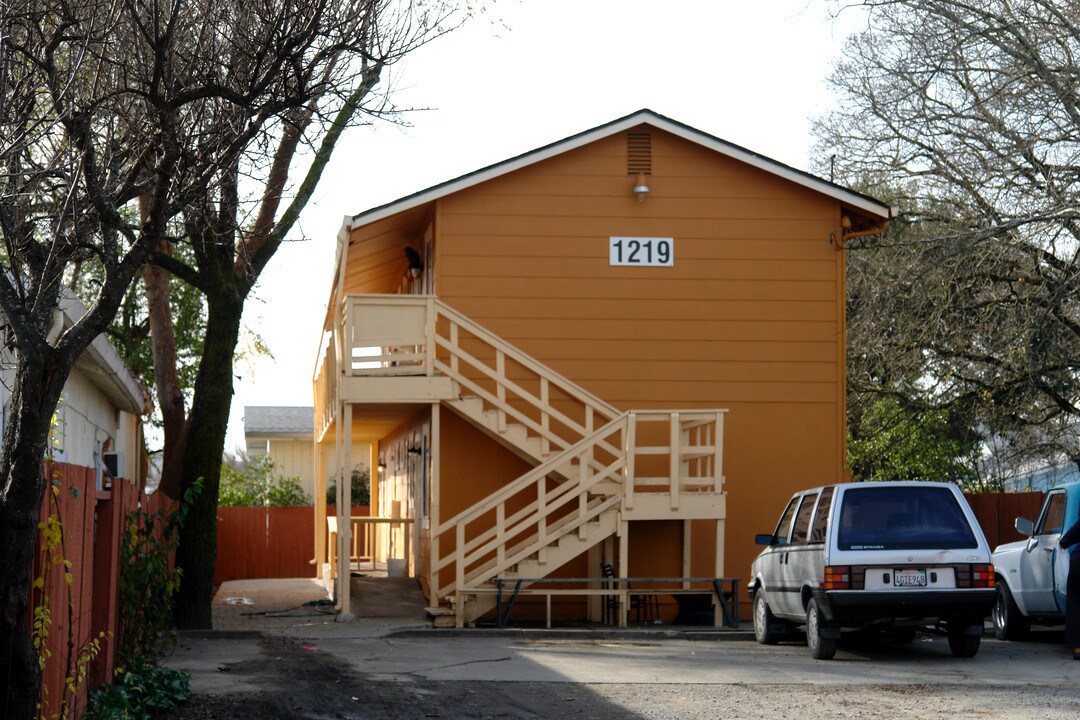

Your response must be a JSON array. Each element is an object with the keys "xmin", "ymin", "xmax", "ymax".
[{"xmin": 434, "ymin": 128, "xmax": 844, "ymax": 589}]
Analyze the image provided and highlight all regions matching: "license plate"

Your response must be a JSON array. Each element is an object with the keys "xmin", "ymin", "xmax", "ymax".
[{"xmin": 893, "ymin": 569, "xmax": 927, "ymax": 587}]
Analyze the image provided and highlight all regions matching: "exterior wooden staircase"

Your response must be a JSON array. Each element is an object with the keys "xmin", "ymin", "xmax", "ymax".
[
  {"xmin": 313, "ymin": 295, "xmax": 726, "ymax": 628},
  {"xmin": 427, "ymin": 302, "xmax": 724, "ymax": 627}
]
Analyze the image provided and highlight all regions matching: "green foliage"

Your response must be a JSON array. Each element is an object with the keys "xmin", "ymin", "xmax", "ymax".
[
  {"xmin": 219, "ymin": 454, "xmax": 310, "ymax": 507},
  {"xmin": 86, "ymin": 664, "xmax": 191, "ymax": 720},
  {"xmin": 326, "ymin": 465, "xmax": 370, "ymax": 506},
  {"xmin": 848, "ymin": 396, "xmax": 981, "ymax": 487},
  {"xmin": 116, "ymin": 479, "xmax": 202, "ymax": 670}
]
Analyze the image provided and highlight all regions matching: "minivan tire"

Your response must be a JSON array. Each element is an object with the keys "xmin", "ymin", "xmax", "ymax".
[
  {"xmin": 752, "ymin": 590, "xmax": 782, "ymax": 645},
  {"xmin": 805, "ymin": 598, "xmax": 837, "ymax": 660},
  {"xmin": 946, "ymin": 620, "xmax": 982, "ymax": 658}
]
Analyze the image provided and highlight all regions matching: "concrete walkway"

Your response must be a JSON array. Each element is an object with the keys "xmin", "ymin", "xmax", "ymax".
[{"xmin": 207, "ymin": 574, "xmax": 432, "ymax": 639}]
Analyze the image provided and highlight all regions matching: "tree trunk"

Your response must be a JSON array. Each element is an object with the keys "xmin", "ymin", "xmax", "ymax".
[
  {"xmin": 142, "ymin": 259, "xmax": 187, "ymax": 501},
  {"xmin": 0, "ymin": 357, "xmax": 66, "ymax": 720},
  {"xmin": 171, "ymin": 289, "xmax": 244, "ymax": 630}
]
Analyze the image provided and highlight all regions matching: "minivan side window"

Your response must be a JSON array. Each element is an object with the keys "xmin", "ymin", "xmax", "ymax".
[
  {"xmin": 1036, "ymin": 491, "xmax": 1066, "ymax": 535},
  {"xmin": 809, "ymin": 487, "xmax": 834, "ymax": 544},
  {"xmin": 791, "ymin": 492, "xmax": 819, "ymax": 544},
  {"xmin": 773, "ymin": 497, "xmax": 799, "ymax": 545}
]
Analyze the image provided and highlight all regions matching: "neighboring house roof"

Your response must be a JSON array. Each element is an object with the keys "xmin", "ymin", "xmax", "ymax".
[
  {"xmin": 56, "ymin": 292, "xmax": 152, "ymax": 415},
  {"xmin": 244, "ymin": 406, "xmax": 314, "ymax": 438},
  {"xmin": 342, "ymin": 108, "xmax": 895, "ymax": 235}
]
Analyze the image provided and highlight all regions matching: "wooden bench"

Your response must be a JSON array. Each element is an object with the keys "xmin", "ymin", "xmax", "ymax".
[{"xmin": 486, "ymin": 576, "xmax": 740, "ymax": 630}]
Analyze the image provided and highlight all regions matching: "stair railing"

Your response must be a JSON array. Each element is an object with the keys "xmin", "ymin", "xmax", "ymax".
[
  {"xmin": 624, "ymin": 410, "xmax": 727, "ymax": 511},
  {"xmin": 432, "ymin": 414, "xmax": 629, "ymax": 602},
  {"xmin": 432, "ymin": 302, "xmax": 620, "ymax": 457}
]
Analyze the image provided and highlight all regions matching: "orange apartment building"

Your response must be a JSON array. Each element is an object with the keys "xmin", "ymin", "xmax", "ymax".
[{"xmin": 311, "ymin": 109, "xmax": 891, "ymax": 627}]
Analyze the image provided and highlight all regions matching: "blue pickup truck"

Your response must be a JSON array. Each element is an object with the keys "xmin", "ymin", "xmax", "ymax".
[{"xmin": 991, "ymin": 481, "xmax": 1080, "ymax": 639}]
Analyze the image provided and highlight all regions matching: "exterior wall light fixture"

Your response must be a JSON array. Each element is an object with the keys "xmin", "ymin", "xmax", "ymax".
[
  {"xmin": 404, "ymin": 247, "xmax": 424, "ymax": 278},
  {"xmin": 632, "ymin": 173, "xmax": 650, "ymax": 202}
]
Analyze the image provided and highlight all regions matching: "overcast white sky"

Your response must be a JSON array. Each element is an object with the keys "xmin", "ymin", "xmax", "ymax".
[{"xmin": 225, "ymin": 0, "xmax": 867, "ymax": 451}]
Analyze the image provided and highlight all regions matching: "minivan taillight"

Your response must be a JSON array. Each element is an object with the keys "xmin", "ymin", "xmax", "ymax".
[
  {"xmin": 970, "ymin": 564, "xmax": 995, "ymax": 588},
  {"xmin": 823, "ymin": 566, "xmax": 851, "ymax": 590}
]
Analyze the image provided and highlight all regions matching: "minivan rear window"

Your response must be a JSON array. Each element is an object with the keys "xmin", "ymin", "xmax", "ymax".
[{"xmin": 837, "ymin": 486, "xmax": 978, "ymax": 551}]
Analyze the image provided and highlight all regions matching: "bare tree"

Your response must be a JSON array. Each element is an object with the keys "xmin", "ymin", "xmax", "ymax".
[
  {"xmin": 817, "ymin": 0, "xmax": 1080, "ymax": 478},
  {"xmin": 0, "ymin": 0, "xmax": 460, "ymax": 714},
  {"xmin": 140, "ymin": 1, "xmax": 460, "ymax": 629}
]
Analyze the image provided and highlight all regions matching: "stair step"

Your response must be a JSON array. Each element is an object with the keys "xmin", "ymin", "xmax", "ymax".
[{"xmin": 425, "ymin": 606, "xmax": 456, "ymax": 628}]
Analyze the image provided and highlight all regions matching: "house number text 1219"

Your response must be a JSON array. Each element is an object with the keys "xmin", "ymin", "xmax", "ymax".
[{"xmin": 609, "ymin": 237, "xmax": 674, "ymax": 267}]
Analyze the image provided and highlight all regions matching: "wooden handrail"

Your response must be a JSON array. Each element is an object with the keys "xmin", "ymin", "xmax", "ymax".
[
  {"xmin": 318, "ymin": 294, "xmax": 728, "ymax": 612},
  {"xmin": 434, "ymin": 417, "xmax": 628, "ymax": 598},
  {"xmin": 433, "ymin": 302, "xmax": 619, "ymax": 422}
]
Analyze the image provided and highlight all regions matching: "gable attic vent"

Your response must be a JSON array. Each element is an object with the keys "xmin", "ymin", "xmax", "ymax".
[{"xmin": 627, "ymin": 131, "xmax": 652, "ymax": 176}]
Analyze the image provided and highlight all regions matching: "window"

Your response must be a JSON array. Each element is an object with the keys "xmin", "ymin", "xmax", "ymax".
[
  {"xmin": 809, "ymin": 487, "xmax": 834, "ymax": 544},
  {"xmin": 1036, "ymin": 491, "xmax": 1066, "ymax": 535},
  {"xmin": 791, "ymin": 493, "xmax": 818, "ymax": 544},
  {"xmin": 773, "ymin": 497, "xmax": 799, "ymax": 544},
  {"xmin": 837, "ymin": 486, "xmax": 978, "ymax": 551}
]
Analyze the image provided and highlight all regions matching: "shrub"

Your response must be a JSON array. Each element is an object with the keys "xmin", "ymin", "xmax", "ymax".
[
  {"xmin": 326, "ymin": 464, "xmax": 370, "ymax": 506},
  {"xmin": 86, "ymin": 664, "xmax": 191, "ymax": 720},
  {"xmin": 219, "ymin": 453, "xmax": 310, "ymax": 506}
]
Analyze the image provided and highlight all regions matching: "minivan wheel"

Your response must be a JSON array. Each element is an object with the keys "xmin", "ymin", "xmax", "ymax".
[
  {"xmin": 946, "ymin": 619, "xmax": 982, "ymax": 658},
  {"xmin": 805, "ymin": 598, "xmax": 837, "ymax": 660},
  {"xmin": 753, "ymin": 590, "xmax": 781, "ymax": 645},
  {"xmin": 992, "ymin": 583, "xmax": 1029, "ymax": 641}
]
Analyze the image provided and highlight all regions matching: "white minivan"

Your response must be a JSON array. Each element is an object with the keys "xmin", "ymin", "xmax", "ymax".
[{"xmin": 748, "ymin": 482, "xmax": 996, "ymax": 659}]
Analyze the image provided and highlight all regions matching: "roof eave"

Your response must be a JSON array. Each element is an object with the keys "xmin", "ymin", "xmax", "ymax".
[{"xmin": 347, "ymin": 109, "xmax": 893, "ymax": 230}]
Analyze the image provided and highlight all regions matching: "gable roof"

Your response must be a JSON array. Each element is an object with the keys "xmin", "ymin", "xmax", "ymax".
[
  {"xmin": 344, "ymin": 108, "xmax": 894, "ymax": 232},
  {"xmin": 244, "ymin": 406, "xmax": 314, "ymax": 437}
]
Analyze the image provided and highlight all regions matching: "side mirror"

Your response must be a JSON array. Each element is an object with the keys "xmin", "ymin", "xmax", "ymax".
[
  {"xmin": 755, "ymin": 533, "xmax": 776, "ymax": 546},
  {"xmin": 1015, "ymin": 517, "xmax": 1034, "ymax": 537}
]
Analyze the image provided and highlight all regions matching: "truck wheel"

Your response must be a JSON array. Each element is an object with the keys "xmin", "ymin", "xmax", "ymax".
[
  {"xmin": 753, "ymin": 590, "xmax": 782, "ymax": 645},
  {"xmin": 806, "ymin": 598, "xmax": 837, "ymax": 660},
  {"xmin": 947, "ymin": 619, "xmax": 982, "ymax": 658},
  {"xmin": 992, "ymin": 583, "xmax": 1029, "ymax": 641}
]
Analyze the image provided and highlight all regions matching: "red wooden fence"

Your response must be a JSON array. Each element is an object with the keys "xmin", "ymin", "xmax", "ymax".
[
  {"xmin": 214, "ymin": 505, "xmax": 368, "ymax": 584},
  {"xmin": 210, "ymin": 493, "xmax": 1050, "ymax": 592},
  {"xmin": 33, "ymin": 462, "xmax": 162, "ymax": 719},
  {"xmin": 964, "ymin": 492, "xmax": 1045, "ymax": 549}
]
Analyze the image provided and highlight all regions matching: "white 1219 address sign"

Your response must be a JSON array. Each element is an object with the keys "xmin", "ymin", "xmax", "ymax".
[{"xmin": 609, "ymin": 237, "xmax": 674, "ymax": 267}]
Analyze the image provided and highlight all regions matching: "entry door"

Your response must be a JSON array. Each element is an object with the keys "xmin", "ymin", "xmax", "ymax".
[{"xmin": 1019, "ymin": 490, "xmax": 1066, "ymax": 614}]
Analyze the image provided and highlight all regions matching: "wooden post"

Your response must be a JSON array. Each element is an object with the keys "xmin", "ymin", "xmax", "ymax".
[
  {"xmin": 314, "ymin": 441, "xmax": 326, "ymax": 579},
  {"xmin": 618, "ymin": 520, "xmax": 629, "ymax": 628},
  {"xmin": 625, "ymin": 414, "xmax": 636, "ymax": 510},
  {"xmin": 430, "ymin": 404, "xmax": 441, "ymax": 610},
  {"xmin": 682, "ymin": 520, "xmax": 692, "ymax": 590},
  {"xmin": 337, "ymin": 405, "xmax": 355, "ymax": 621},
  {"xmin": 669, "ymin": 412, "xmax": 680, "ymax": 511},
  {"xmin": 714, "ymin": 412, "xmax": 724, "ymax": 492}
]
